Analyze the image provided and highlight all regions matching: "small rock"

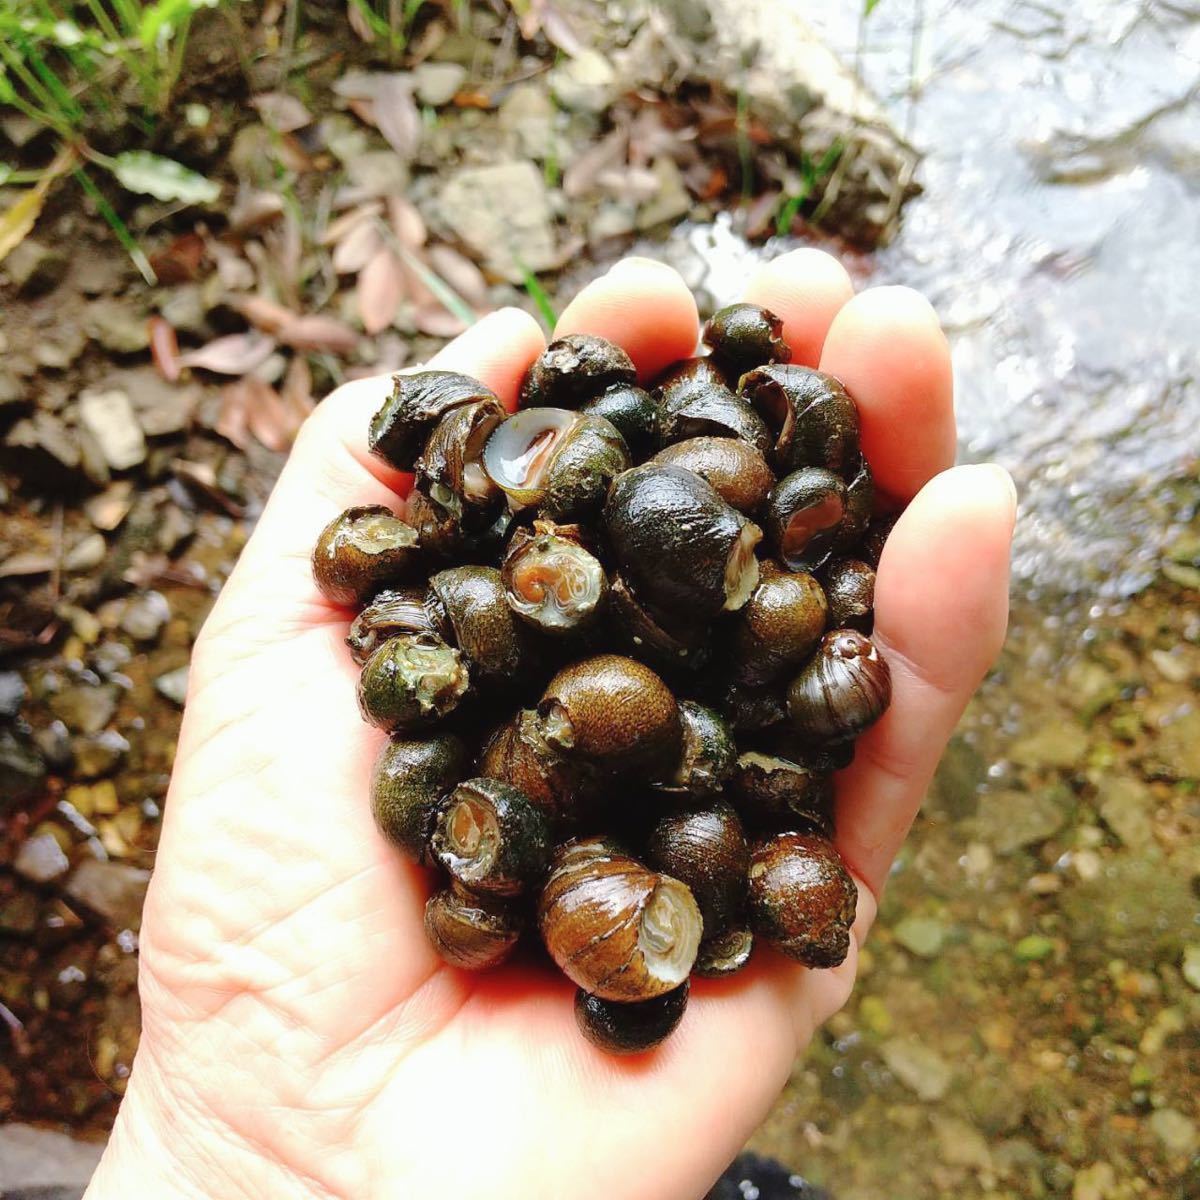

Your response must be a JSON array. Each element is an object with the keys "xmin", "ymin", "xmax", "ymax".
[
  {"xmin": 0, "ymin": 670, "xmax": 28, "ymax": 718},
  {"xmin": 931, "ymin": 1114, "xmax": 992, "ymax": 1171},
  {"xmin": 120, "ymin": 590, "xmax": 170, "ymax": 641},
  {"xmin": 498, "ymin": 83, "xmax": 558, "ymax": 159},
  {"xmin": 1139, "ymin": 1006, "xmax": 1185, "ymax": 1056},
  {"xmin": 157, "ymin": 504, "xmax": 196, "ymax": 555},
  {"xmin": 973, "ymin": 789, "xmax": 1070, "ymax": 854},
  {"xmin": 926, "ymin": 735, "xmax": 986, "ymax": 818},
  {"xmin": 1010, "ymin": 719, "xmax": 1089, "ymax": 770},
  {"xmin": 33, "ymin": 721, "xmax": 73, "ymax": 771},
  {"xmin": 0, "ymin": 729, "xmax": 46, "ymax": 809},
  {"xmin": 0, "ymin": 367, "xmax": 26, "ymax": 411},
  {"xmin": 1066, "ymin": 660, "xmax": 1121, "ymax": 723},
  {"xmin": 47, "ymin": 682, "xmax": 120, "ymax": 734},
  {"xmin": 1149, "ymin": 647, "xmax": 1190, "ymax": 683},
  {"xmin": 0, "ymin": 890, "xmax": 39, "ymax": 934},
  {"xmin": 3, "ymin": 412, "xmax": 84, "ymax": 486},
  {"xmin": 154, "ymin": 665, "xmax": 190, "ymax": 706},
  {"xmin": 4, "ymin": 238, "xmax": 68, "ymax": 294},
  {"xmin": 413, "ymin": 61, "xmax": 467, "ymax": 106},
  {"xmin": 549, "ymin": 49, "xmax": 618, "ymax": 113},
  {"xmin": 1072, "ymin": 1162, "xmax": 1116, "ymax": 1200},
  {"xmin": 636, "ymin": 157, "xmax": 693, "ymax": 230},
  {"xmin": 1148, "ymin": 1108, "xmax": 1197, "ymax": 1156},
  {"xmin": 880, "ymin": 1037, "xmax": 953, "ymax": 1101},
  {"xmin": 157, "ymin": 283, "xmax": 209, "ymax": 337},
  {"xmin": 35, "ymin": 325, "xmax": 88, "ymax": 370},
  {"xmin": 0, "ymin": 1123, "xmax": 106, "ymax": 1190},
  {"xmin": 348, "ymin": 150, "xmax": 410, "ymax": 197},
  {"xmin": 75, "ymin": 251, "xmax": 128, "ymax": 296},
  {"xmin": 106, "ymin": 367, "xmax": 200, "ymax": 436},
  {"xmin": 64, "ymin": 859, "xmax": 151, "ymax": 930},
  {"xmin": 86, "ymin": 301, "xmax": 151, "ymax": 353},
  {"xmin": 437, "ymin": 161, "xmax": 558, "ymax": 283},
  {"xmin": 1096, "ymin": 775, "xmax": 1154, "ymax": 849},
  {"xmin": 13, "ymin": 831, "xmax": 71, "ymax": 884},
  {"xmin": 64, "ymin": 531, "xmax": 108, "ymax": 572},
  {"xmin": 71, "ymin": 730, "xmax": 130, "ymax": 779},
  {"xmin": 85, "ymin": 481, "xmax": 135, "ymax": 530},
  {"xmin": 64, "ymin": 780, "xmax": 118, "ymax": 818},
  {"xmin": 1183, "ymin": 944, "xmax": 1200, "ymax": 991},
  {"xmin": 78, "ymin": 390, "xmax": 147, "ymax": 471},
  {"xmin": 1148, "ymin": 709, "xmax": 1200, "ymax": 780},
  {"xmin": 893, "ymin": 915, "xmax": 948, "ymax": 959}
]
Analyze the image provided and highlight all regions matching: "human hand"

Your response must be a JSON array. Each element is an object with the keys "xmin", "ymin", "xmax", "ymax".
[{"xmin": 85, "ymin": 253, "xmax": 1015, "ymax": 1200}]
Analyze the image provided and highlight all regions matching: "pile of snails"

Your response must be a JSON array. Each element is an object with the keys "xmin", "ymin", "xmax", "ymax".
[{"xmin": 312, "ymin": 301, "xmax": 897, "ymax": 1055}]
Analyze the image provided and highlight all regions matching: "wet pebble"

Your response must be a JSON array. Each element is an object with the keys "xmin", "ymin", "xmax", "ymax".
[
  {"xmin": 972, "ymin": 788, "xmax": 1070, "ymax": 854},
  {"xmin": 64, "ymin": 860, "xmax": 151, "ymax": 931},
  {"xmin": 71, "ymin": 730, "xmax": 130, "ymax": 779},
  {"xmin": 1147, "ymin": 1108, "xmax": 1197, "ymax": 1156},
  {"xmin": 1010, "ymin": 720, "xmax": 1089, "ymax": 770},
  {"xmin": 47, "ymin": 682, "xmax": 119, "ymax": 734},
  {"xmin": 880, "ymin": 1037, "xmax": 952, "ymax": 1101},
  {"xmin": 413, "ymin": 62, "xmax": 467, "ymax": 106},
  {"xmin": 0, "ymin": 670, "xmax": 28, "ymax": 718},
  {"xmin": 119, "ymin": 590, "xmax": 170, "ymax": 642},
  {"xmin": 64, "ymin": 532, "xmax": 107, "ymax": 572},
  {"xmin": 77, "ymin": 390, "xmax": 146, "ymax": 471},
  {"xmin": 892, "ymin": 915, "xmax": 947, "ymax": 959},
  {"xmin": 0, "ymin": 729, "xmax": 46, "ymax": 808},
  {"xmin": 13, "ymin": 831, "xmax": 71, "ymax": 884},
  {"xmin": 1095, "ymin": 776, "xmax": 1154, "ymax": 849},
  {"xmin": 154, "ymin": 665, "xmax": 189, "ymax": 707}
]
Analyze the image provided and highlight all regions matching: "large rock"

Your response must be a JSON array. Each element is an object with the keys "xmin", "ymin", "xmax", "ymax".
[{"xmin": 0, "ymin": 1123, "xmax": 105, "ymax": 1191}]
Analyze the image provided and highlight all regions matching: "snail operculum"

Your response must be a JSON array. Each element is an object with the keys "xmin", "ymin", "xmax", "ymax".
[
  {"xmin": 356, "ymin": 632, "xmax": 470, "ymax": 732},
  {"xmin": 694, "ymin": 928, "xmax": 754, "ymax": 978},
  {"xmin": 652, "ymin": 700, "xmax": 737, "ymax": 797},
  {"xmin": 311, "ymin": 504, "xmax": 422, "ymax": 608},
  {"xmin": 501, "ymin": 520, "xmax": 608, "ymax": 636}
]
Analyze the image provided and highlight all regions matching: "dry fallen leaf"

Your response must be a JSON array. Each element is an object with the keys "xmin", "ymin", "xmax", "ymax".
[
  {"xmin": 148, "ymin": 316, "xmax": 182, "ymax": 382},
  {"xmin": 229, "ymin": 186, "xmax": 287, "ymax": 232},
  {"xmin": 332, "ymin": 219, "xmax": 384, "ymax": 274},
  {"xmin": 427, "ymin": 244, "xmax": 489, "ymax": 310},
  {"xmin": 358, "ymin": 247, "xmax": 405, "ymax": 335},
  {"xmin": 209, "ymin": 239, "xmax": 257, "ymax": 291},
  {"xmin": 251, "ymin": 92, "xmax": 313, "ymax": 133},
  {"xmin": 277, "ymin": 314, "xmax": 360, "ymax": 354},
  {"xmin": 372, "ymin": 75, "xmax": 422, "ymax": 161},
  {"xmin": 413, "ymin": 304, "xmax": 468, "ymax": 338},
  {"xmin": 388, "ymin": 195, "xmax": 426, "ymax": 250},
  {"xmin": 281, "ymin": 354, "xmax": 314, "ymax": 419},
  {"xmin": 179, "ymin": 331, "xmax": 278, "ymax": 375},
  {"xmin": 321, "ymin": 200, "xmax": 384, "ymax": 246},
  {"xmin": 564, "ymin": 129, "xmax": 629, "ymax": 199},
  {"xmin": 233, "ymin": 295, "xmax": 295, "ymax": 335},
  {"xmin": 149, "ymin": 231, "xmax": 206, "ymax": 284}
]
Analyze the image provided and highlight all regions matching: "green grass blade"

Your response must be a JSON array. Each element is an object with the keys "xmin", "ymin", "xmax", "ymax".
[
  {"xmin": 73, "ymin": 165, "xmax": 157, "ymax": 283},
  {"xmin": 518, "ymin": 264, "xmax": 557, "ymax": 331}
]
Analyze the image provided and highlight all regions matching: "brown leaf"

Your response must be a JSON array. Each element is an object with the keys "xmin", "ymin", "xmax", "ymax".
[
  {"xmin": 427, "ymin": 244, "xmax": 489, "ymax": 309},
  {"xmin": 251, "ymin": 92, "xmax": 313, "ymax": 133},
  {"xmin": 413, "ymin": 304, "xmax": 468, "ymax": 338},
  {"xmin": 277, "ymin": 314, "xmax": 360, "ymax": 354},
  {"xmin": 247, "ymin": 382, "xmax": 299, "ymax": 453},
  {"xmin": 209, "ymin": 239, "xmax": 257, "ymax": 291},
  {"xmin": 332, "ymin": 220, "xmax": 384, "ymax": 274},
  {"xmin": 213, "ymin": 379, "xmax": 255, "ymax": 450},
  {"xmin": 358, "ymin": 248, "xmax": 405, "ymax": 335},
  {"xmin": 233, "ymin": 295, "xmax": 295, "ymax": 335},
  {"xmin": 281, "ymin": 355, "xmax": 314, "ymax": 418},
  {"xmin": 320, "ymin": 201, "xmax": 383, "ymax": 246},
  {"xmin": 148, "ymin": 316, "xmax": 182, "ymax": 382},
  {"xmin": 387, "ymin": 195, "xmax": 426, "ymax": 250},
  {"xmin": 229, "ymin": 186, "xmax": 286, "ymax": 232},
  {"xmin": 372, "ymin": 75, "xmax": 422, "ymax": 161},
  {"xmin": 179, "ymin": 331, "xmax": 278, "ymax": 375},
  {"xmin": 149, "ymin": 232, "xmax": 206, "ymax": 284},
  {"xmin": 564, "ymin": 129, "xmax": 629, "ymax": 199},
  {"xmin": 530, "ymin": 0, "xmax": 585, "ymax": 57}
]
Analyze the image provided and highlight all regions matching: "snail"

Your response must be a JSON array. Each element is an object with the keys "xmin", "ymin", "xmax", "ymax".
[
  {"xmin": 858, "ymin": 512, "xmax": 898, "ymax": 569},
  {"xmin": 605, "ymin": 574, "xmax": 709, "ymax": 673},
  {"xmin": 702, "ymin": 303, "xmax": 790, "ymax": 377},
  {"xmin": 414, "ymin": 397, "xmax": 505, "ymax": 519},
  {"xmin": 653, "ymin": 356, "xmax": 733, "ymax": 410},
  {"xmin": 311, "ymin": 505, "xmax": 421, "ymax": 607},
  {"xmin": 653, "ymin": 700, "xmax": 737, "ymax": 797},
  {"xmin": 579, "ymin": 384, "xmax": 659, "ymax": 459},
  {"xmin": 694, "ymin": 928, "xmax": 754, "ymax": 978},
  {"xmin": 538, "ymin": 654, "xmax": 682, "ymax": 775},
  {"xmin": 370, "ymin": 734, "xmax": 469, "ymax": 863},
  {"xmin": 605, "ymin": 464, "xmax": 762, "ymax": 620},
  {"xmin": 370, "ymin": 371, "xmax": 499, "ymax": 473},
  {"xmin": 763, "ymin": 467, "xmax": 848, "ymax": 573},
  {"xmin": 405, "ymin": 485, "xmax": 513, "ymax": 562},
  {"xmin": 728, "ymin": 751, "xmax": 835, "ymax": 836},
  {"xmin": 425, "ymin": 883, "xmax": 524, "ymax": 969},
  {"xmin": 656, "ymin": 385, "xmax": 772, "ymax": 458},
  {"xmin": 747, "ymin": 832, "xmax": 857, "ymax": 968},
  {"xmin": 820, "ymin": 558, "xmax": 876, "ymax": 632},
  {"xmin": 786, "ymin": 629, "xmax": 892, "ymax": 743},
  {"xmin": 431, "ymin": 777, "xmax": 551, "ymax": 898},
  {"xmin": 483, "ymin": 408, "xmax": 631, "ymax": 522},
  {"xmin": 729, "ymin": 565, "xmax": 828, "ymax": 686},
  {"xmin": 837, "ymin": 453, "xmax": 875, "ymax": 551},
  {"xmin": 718, "ymin": 679, "xmax": 789, "ymax": 734},
  {"xmin": 520, "ymin": 333, "xmax": 636, "ymax": 408},
  {"xmin": 538, "ymin": 841, "xmax": 703, "ymax": 1000},
  {"xmin": 346, "ymin": 585, "xmax": 434, "ymax": 665},
  {"xmin": 574, "ymin": 982, "xmax": 689, "ymax": 1055},
  {"xmin": 501, "ymin": 521, "xmax": 608, "ymax": 636},
  {"xmin": 356, "ymin": 633, "xmax": 470, "ymax": 732},
  {"xmin": 651, "ymin": 436, "xmax": 776, "ymax": 516}
]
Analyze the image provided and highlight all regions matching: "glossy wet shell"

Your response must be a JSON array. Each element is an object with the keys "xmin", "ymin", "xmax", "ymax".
[
  {"xmin": 427, "ymin": 565, "xmax": 536, "ymax": 686},
  {"xmin": 431, "ymin": 777, "xmax": 551, "ymax": 898},
  {"xmin": 405, "ymin": 487, "xmax": 512, "ymax": 562},
  {"xmin": 728, "ymin": 751, "xmax": 835, "ymax": 836},
  {"xmin": 655, "ymin": 700, "xmax": 737, "ymax": 796},
  {"xmin": 539, "ymin": 653, "xmax": 682, "ymax": 774},
  {"xmin": 370, "ymin": 371, "xmax": 499, "ymax": 472},
  {"xmin": 501, "ymin": 523, "xmax": 608, "ymax": 635},
  {"xmin": 356, "ymin": 633, "xmax": 469, "ymax": 731},
  {"xmin": 747, "ymin": 832, "xmax": 857, "ymax": 968},
  {"xmin": 656, "ymin": 387, "xmax": 772, "ymax": 458},
  {"xmin": 346, "ymin": 585, "xmax": 433, "ymax": 664},
  {"xmin": 694, "ymin": 928, "xmax": 754, "ymax": 978},
  {"xmin": 718, "ymin": 680, "xmax": 789, "ymax": 734},
  {"xmin": 821, "ymin": 559, "xmax": 876, "ymax": 632},
  {"xmin": 538, "ymin": 845, "xmax": 702, "ymax": 1000},
  {"xmin": 311, "ymin": 505, "xmax": 421, "ymax": 607},
  {"xmin": 370, "ymin": 734, "xmax": 469, "ymax": 863},
  {"xmin": 837, "ymin": 454, "xmax": 875, "ymax": 551},
  {"xmin": 605, "ymin": 575, "xmax": 710, "ymax": 673},
  {"xmin": 574, "ymin": 982, "xmax": 689, "ymax": 1055},
  {"xmin": 858, "ymin": 513, "xmax": 899, "ymax": 569},
  {"xmin": 702, "ymin": 302, "xmax": 791, "ymax": 377},
  {"xmin": 579, "ymin": 384, "xmax": 659, "ymax": 459},
  {"xmin": 764, "ymin": 467, "xmax": 848, "ymax": 573},
  {"xmin": 740, "ymin": 364, "xmax": 860, "ymax": 475},
  {"xmin": 520, "ymin": 333, "xmax": 636, "ymax": 408},
  {"xmin": 786, "ymin": 629, "xmax": 892, "ymax": 743},
  {"xmin": 731, "ymin": 568, "xmax": 829, "ymax": 685},
  {"xmin": 424, "ymin": 885, "xmax": 523, "ymax": 970},
  {"xmin": 414, "ymin": 397, "xmax": 505, "ymax": 515},
  {"xmin": 645, "ymin": 800, "xmax": 749, "ymax": 936},
  {"xmin": 651, "ymin": 436, "xmax": 776, "ymax": 515},
  {"xmin": 653, "ymin": 356, "xmax": 733, "ymax": 411},
  {"xmin": 605, "ymin": 464, "xmax": 762, "ymax": 620}
]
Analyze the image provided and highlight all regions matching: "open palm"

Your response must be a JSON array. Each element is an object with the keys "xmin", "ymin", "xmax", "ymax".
[{"xmin": 86, "ymin": 253, "xmax": 1015, "ymax": 1200}]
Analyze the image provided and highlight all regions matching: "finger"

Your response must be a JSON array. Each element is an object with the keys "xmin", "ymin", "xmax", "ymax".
[
  {"xmin": 554, "ymin": 257, "xmax": 700, "ymax": 382},
  {"xmin": 819, "ymin": 286, "xmax": 956, "ymax": 504},
  {"xmin": 834, "ymin": 464, "xmax": 1016, "ymax": 903},
  {"xmin": 741, "ymin": 247, "xmax": 855, "ymax": 367}
]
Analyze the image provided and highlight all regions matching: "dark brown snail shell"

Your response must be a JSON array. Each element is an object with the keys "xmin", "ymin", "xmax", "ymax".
[
  {"xmin": 520, "ymin": 333, "xmax": 636, "ymax": 408},
  {"xmin": 747, "ymin": 832, "xmax": 857, "ymax": 968},
  {"xmin": 836, "ymin": 453, "xmax": 875, "ymax": 550},
  {"xmin": 653, "ymin": 356, "xmax": 732, "ymax": 410},
  {"xmin": 427, "ymin": 565, "xmax": 538, "ymax": 688},
  {"xmin": 311, "ymin": 505, "xmax": 421, "ymax": 607},
  {"xmin": 414, "ymin": 397, "xmax": 505, "ymax": 517},
  {"xmin": 719, "ymin": 680, "xmax": 789, "ymax": 734},
  {"xmin": 483, "ymin": 408, "xmax": 631, "ymax": 523},
  {"xmin": 657, "ymin": 387, "xmax": 772, "ymax": 458},
  {"xmin": 371, "ymin": 734, "xmax": 469, "ymax": 863},
  {"xmin": 579, "ymin": 384, "xmax": 659, "ymax": 459},
  {"xmin": 739, "ymin": 365, "xmax": 859, "ymax": 475},
  {"xmin": 650, "ymin": 436, "xmax": 776, "ymax": 516},
  {"xmin": 728, "ymin": 751, "xmax": 835, "ymax": 836},
  {"xmin": 653, "ymin": 700, "xmax": 737, "ymax": 797},
  {"xmin": 702, "ymin": 303, "xmax": 790, "ymax": 377},
  {"xmin": 501, "ymin": 521, "xmax": 608, "ymax": 636},
  {"xmin": 605, "ymin": 464, "xmax": 762, "ymax": 620},
  {"xmin": 858, "ymin": 512, "xmax": 899, "ymax": 569},
  {"xmin": 538, "ymin": 653, "xmax": 682, "ymax": 774},
  {"xmin": 730, "ymin": 566, "xmax": 829, "ymax": 686},
  {"xmin": 605, "ymin": 575, "xmax": 709, "ymax": 673},
  {"xmin": 694, "ymin": 928, "xmax": 754, "ymax": 978},
  {"xmin": 370, "ymin": 371, "xmax": 499, "ymax": 472},
  {"xmin": 763, "ymin": 467, "xmax": 848, "ymax": 573},
  {"xmin": 431, "ymin": 777, "xmax": 552, "ymax": 898},
  {"xmin": 346, "ymin": 585, "xmax": 434, "ymax": 664},
  {"xmin": 645, "ymin": 800, "xmax": 749, "ymax": 936},
  {"xmin": 786, "ymin": 629, "xmax": 892, "ymax": 743},
  {"xmin": 574, "ymin": 982, "xmax": 689, "ymax": 1055},
  {"xmin": 424, "ymin": 883, "xmax": 524, "ymax": 970},
  {"xmin": 405, "ymin": 486, "xmax": 512, "ymax": 562},
  {"xmin": 356, "ymin": 633, "xmax": 470, "ymax": 731},
  {"xmin": 820, "ymin": 559, "xmax": 876, "ymax": 633},
  {"xmin": 538, "ymin": 843, "xmax": 702, "ymax": 1000}
]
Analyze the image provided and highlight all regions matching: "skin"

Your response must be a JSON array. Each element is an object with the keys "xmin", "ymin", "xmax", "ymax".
[{"xmin": 85, "ymin": 253, "xmax": 1016, "ymax": 1200}]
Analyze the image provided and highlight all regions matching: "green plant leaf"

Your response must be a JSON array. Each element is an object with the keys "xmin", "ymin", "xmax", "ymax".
[
  {"xmin": 108, "ymin": 150, "xmax": 220, "ymax": 204},
  {"xmin": 864, "ymin": 0, "xmax": 883, "ymax": 14},
  {"xmin": 139, "ymin": 0, "xmax": 217, "ymax": 49}
]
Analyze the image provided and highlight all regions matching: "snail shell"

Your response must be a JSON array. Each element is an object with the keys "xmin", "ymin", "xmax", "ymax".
[
  {"xmin": 311, "ymin": 505, "xmax": 421, "ymax": 607},
  {"xmin": 605, "ymin": 574, "xmax": 709, "ymax": 674},
  {"xmin": 520, "ymin": 333, "xmax": 636, "ymax": 408},
  {"xmin": 425, "ymin": 883, "xmax": 523, "ymax": 970},
  {"xmin": 836, "ymin": 453, "xmax": 875, "ymax": 551},
  {"xmin": 653, "ymin": 356, "xmax": 733, "ymax": 410},
  {"xmin": 370, "ymin": 733, "xmax": 469, "ymax": 863},
  {"xmin": 730, "ymin": 566, "xmax": 828, "ymax": 686},
  {"xmin": 740, "ymin": 365, "xmax": 859, "ymax": 475},
  {"xmin": 501, "ymin": 521, "xmax": 608, "ymax": 636},
  {"xmin": 728, "ymin": 751, "xmax": 835, "ymax": 836},
  {"xmin": 414, "ymin": 397, "xmax": 505, "ymax": 517},
  {"xmin": 405, "ymin": 486, "xmax": 512, "ymax": 562},
  {"xmin": 763, "ymin": 467, "xmax": 848, "ymax": 573},
  {"xmin": 656, "ymin": 387, "xmax": 772, "ymax": 458},
  {"xmin": 356, "ymin": 633, "xmax": 470, "ymax": 732},
  {"xmin": 370, "ymin": 371, "xmax": 498, "ymax": 472},
  {"xmin": 694, "ymin": 928, "xmax": 754, "ymax": 978},
  {"xmin": 645, "ymin": 800, "xmax": 749, "ymax": 937},
  {"xmin": 579, "ymin": 384, "xmax": 659, "ymax": 459},
  {"xmin": 346, "ymin": 585, "xmax": 434, "ymax": 665},
  {"xmin": 653, "ymin": 700, "xmax": 737, "ymax": 797},
  {"xmin": 605, "ymin": 464, "xmax": 762, "ymax": 620},
  {"xmin": 651, "ymin": 436, "xmax": 776, "ymax": 516},
  {"xmin": 858, "ymin": 512, "xmax": 899, "ymax": 569},
  {"xmin": 702, "ymin": 303, "xmax": 790, "ymax": 377},
  {"xmin": 747, "ymin": 832, "xmax": 857, "ymax": 968},
  {"xmin": 718, "ymin": 679, "xmax": 788, "ymax": 734},
  {"xmin": 431, "ymin": 777, "xmax": 552, "ymax": 898},
  {"xmin": 538, "ymin": 653, "xmax": 682, "ymax": 774},
  {"xmin": 820, "ymin": 558, "xmax": 876, "ymax": 633},
  {"xmin": 538, "ymin": 843, "xmax": 703, "ymax": 1000},
  {"xmin": 574, "ymin": 982, "xmax": 689, "ymax": 1055},
  {"xmin": 786, "ymin": 629, "xmax": 892, "ymax": 743}
]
